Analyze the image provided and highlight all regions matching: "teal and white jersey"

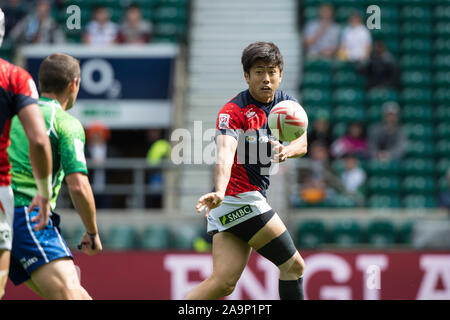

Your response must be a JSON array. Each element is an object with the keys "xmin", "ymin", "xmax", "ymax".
[{"xmin": 8, "ymin": 96, "xmax": 88, "ymax": 209}]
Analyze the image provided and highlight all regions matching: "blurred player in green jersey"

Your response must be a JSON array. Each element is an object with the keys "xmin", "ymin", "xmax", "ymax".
[{"xmin": 7, "ymin": 53, "xmax": 102, "ymax": 300}]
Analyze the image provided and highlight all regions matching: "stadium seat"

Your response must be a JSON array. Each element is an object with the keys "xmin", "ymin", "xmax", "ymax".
[
  {"xmin": 401, "ymin": 38, "xmax": 432, "ymax": 53},
  {"xmin": 403, "ymin": 123, "xmax": 434, "ymax": 140},
  {"xmin": 332, "ymin": 105, "xmax": 366, "ymax": 123},
  {"xmin": 401, "ymin": 71, "xmax": 432, "ymax": 87},
  {"xmin": 367, "ymin": 176, "xmax": 401, "ymax": 194},
  {"xmin": 332, "ymin": 71, "xmax": 366, "ymax": 88},
  {"xmin": 331, "ymin": 122, "xmax": 348, "ymax": 139},
  {"xmin": 406, "ymin": 141, "xmax": 435, "ymax": 158},
  {"xmin": 396, "ymin": 221, "xmax": 414, "ymax": 244},
  {"xmin": 296, "ymin": 220, "xmax": 327, "ymax": 249},
  {"xmin": 301, "ymin": 71, "xmax": 332, "ymax": 88},
  {"xmin": 434, "ymin": 38, "xmax": 450, "ymax": 53},
  {"xmin": 0, "ymin": 39, "xmax": 14, "ymax": 62},
  {"xmin": 434, "ymin": 71, "xmax": 450, "ymax": 87},
  {"xmin": 401, "ymin": 22, "xmax": 432, "ymax": 37},
  {"xmin": 436, "ymin": 123, "xmax": 450, "ymax": 139},
  {"xmin": 402, "ymin": 176, "xmax": 436, "ymax": 195},
  {"xmin": 172, "ymin": 225, "xmax": 201, "ymax": 250},
  {"xmin": 304, "ymin": 104, "xmax": 331, "ymax": 124},
  {"xmin": 401, "ymin": 88, "xmax": 432, "ymax": 105},
  {"xmin": 402, "ymin": 106, "xmax": 433, "ymax": 123},
  {"xmin": 400, "ymin": 54, "xmax": 432, "ymax": 70},
  {"xmin": 438, "ymin": 176, "xmax": 448, "ymax": 193},
  {"xmin": 366, "ymin": 160, "xmax": 400, "ymax": 176},
  {"xmin": 106, "ymin": 226, "xmax": 139, "ymax": 250},
  {"xmin": 141, "ymin": 225, "xmax": 171, "ymax": 249},
  {"xmin": 367, "ymin": 105, "xmax": 383, "ymax": 124},
  {"xmin": 435, "ymin": 22, "xmax": 450, "ymax": 37},
  {"xmin": 302, "ymin": 5, "xmax": 319, "ymax": 20},
  {"xmin": 436, "ymin": 139, "xmax": 450, "ymax": 157},
  {"xmin": 300, "ymin": 88, "xmax": 331, "ymax": 105},
  {"xmin": 401, "ymin": 158, "xmax": 435, "ymax": 176},
  {"xmin": 366, "ymin": 220, "xmax": 396, "ymax": 247},
  {"xmin": 330, "ymin": 219, "xmax": 363, "ymax": 247},
  {"xmin": 335, "ymin": 6, "xmax": 365, "ymax": 23},
  {"xmin": 401, "ymin": 5, "xmax": 432, "ymax": 20},
  {"xmin": 434, "ymin": 54, "xmax": 450, "ymax": 69},
  {"xmin": 367, "ymin": 88, "xmax": 398, "ymax": 105},
  {"xmin": 154, "ymin": 6, "xmax": 187, "ymax": 23},
  {"xmin": 303, "ymin": 59, "xmax": 333, "ymax": 72},
  {"xmin": 435, "ymin": 105, "xmax": 450, "ymax": 122},
  {"xmin": 402, "ymin": 195, "xmax": 437, "ymax": 208},
  {"xmin": 434, "ymin": 5, "xmax": 450, "ymax": 20},
  {"xmin": 435, "ymin": 88, "xmax": 450, "ymax": 104},
  {"xmin": 367, "ymin": 194, "xmax": 401, "ymax": 209},
  {"xmin": 332, "ymin": 88, "xmax": 365, "ymax": 105},
  {"xmin": 436, "ymin": 158, "xmax": 450, "ymax": 175},
  {"xmin": 66, "ymin": 225, "xmax": 86, "ymax": 249}
]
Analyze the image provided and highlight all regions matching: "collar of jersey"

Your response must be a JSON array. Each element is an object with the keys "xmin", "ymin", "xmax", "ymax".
[
  {"xmin": 39, "ymin": 96, "xmax": 63, "ymax": 110},
  {"xmin": 246, "ymin": 89, "xmax": 274, "ymax": 109}
]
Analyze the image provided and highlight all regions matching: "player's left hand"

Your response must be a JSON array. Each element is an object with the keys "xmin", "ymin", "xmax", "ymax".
[
  {"xmin": 78, "ymin": 232, "xmax": 103, "ymax": 256},
  {"xmin": 270, "ymin": 140, "xmax": 288, "ymax": 163}
]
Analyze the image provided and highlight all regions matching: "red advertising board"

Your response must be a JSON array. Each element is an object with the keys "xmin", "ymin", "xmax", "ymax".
[{"xmin": 4, "ymin": 250, "xmax": 450, "ymax": 300}]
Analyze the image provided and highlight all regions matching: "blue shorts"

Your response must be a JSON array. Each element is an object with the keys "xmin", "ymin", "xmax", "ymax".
[{"xmin": 9, "ymin": 206, "xmax": 73, "ymax": 285}]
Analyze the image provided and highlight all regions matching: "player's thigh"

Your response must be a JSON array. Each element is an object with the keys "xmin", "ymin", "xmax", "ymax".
[
  {"xmin": 29, "ymin": 257, "xmax": 81, "ymax": 296},
  {"xmin": 211, "ymin": 231, "xmax": 251, "ymax": 283},
  {"xmin": 247, "ymin": 213, "xmax": 287, "ymax": 250}
]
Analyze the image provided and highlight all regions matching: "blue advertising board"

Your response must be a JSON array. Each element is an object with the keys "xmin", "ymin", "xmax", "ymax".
[{"xmin": 22, "ymin": 44, "xmax": 178, "ymax": 128}]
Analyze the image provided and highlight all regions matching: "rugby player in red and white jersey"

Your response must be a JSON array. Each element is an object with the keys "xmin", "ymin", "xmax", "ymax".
[
  {"xmin": 187, "ymin": 42, "xmax": 307, "ymax": 300},
  {"xmin": 0, "ymin": 8, "xmax": 52, "ymax": 299}
]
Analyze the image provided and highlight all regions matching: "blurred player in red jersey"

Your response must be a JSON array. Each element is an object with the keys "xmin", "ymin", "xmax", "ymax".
[
  {"xmin": 187, "ymin": 42, "xmax": 308, "ymax": 300},
  {"xmin": 0, "ymin": 8, "xmax": 53, "ymax": 298}
]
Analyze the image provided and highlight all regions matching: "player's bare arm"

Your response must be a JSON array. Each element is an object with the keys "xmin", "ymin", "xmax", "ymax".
[
  {"xmin": 17, "ymin": 104, "xmax": 52, "ymax": 231},
  {"xmin": 271, "ymin": 133, "xmax": 308, "ymax": 163},
  {"xmin": 196, "ymin": 134, "xmax": 237, "ymax": 215},
  {"xmin": 65, "ymin": 172, "xmax": 102, "ymax": 255}
]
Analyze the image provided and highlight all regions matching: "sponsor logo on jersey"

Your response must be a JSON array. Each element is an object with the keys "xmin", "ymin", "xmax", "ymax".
[
  {"xmin": 20, "ymin": 257, "xmax": 38, "ymax": 270},
  {"xmin": 246, "ymin": 109, "xmax": 257, "ymax": 119},
  {"xmin": 0, "ymin": 230, "xmax": 10, "ymax": 244},
  {"xmin": 218, "ymin": 113, "xmax": 231, "ymax": 129},
  {"xmin": 219, "ymin": 205, "xmax": 253, "ymax": 226}
]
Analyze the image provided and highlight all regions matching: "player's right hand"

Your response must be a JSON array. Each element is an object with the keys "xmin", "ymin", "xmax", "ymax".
[
  {"xmin": 29, "ymin": 195, "xmax": 51, "ymax": 231},
  {"xmin": 196, "ymin": 192, "xmax": 224, "ymax": 217},
  {"xmin": 78, "ymin": 232, "xmax": 103, "ymax": 256}
]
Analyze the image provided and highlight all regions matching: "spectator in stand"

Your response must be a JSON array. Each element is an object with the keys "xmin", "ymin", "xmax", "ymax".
[
  {"xmin": 85, "ymin": 122, "xmax": 118, "ymax": 208},
  {"xmin": 298, "ymin": 142, "xmax": 339, "ymax": 205},
  {"xmin": 438, "ymin": 168, "xmax": 450, "ymax": 211},
  {"xmin": 331, "ymin": 122, "xmax": 369, "ymax": 160},
  {"xmin": 359, "ymin": 40, "xmax": 399, "ymax": 90},
  {"xmin": 338, "ymin": 11, "xmax": 372, "ymax": 62},
  {"xmin": 117, "ymin": 4, "xmax": 152, "ymax": 44},
  {"xmin": 340, "ymin": 153, "xmax": 366, "ymax": 196},
  {"xmin": 2, "ymin": 0, "xmax": 27, "ymax": 38},
  {"xmin": 302, "ymin": 3, "xmax": 340, "ymax": 59},
  {"xmin": 308, "ymin": 112, "xmax": 333, "ymax": 150},
  {"xmin": 9, "ymin": 0, "xmax": 66, "ymax": 44},
  {"xmin": 82, "ymin": 6, "xmax": 118, "ymax": 45},
  {"xmin": 368, "ymin": 101, "xmax": 408, "ymax": 162}
]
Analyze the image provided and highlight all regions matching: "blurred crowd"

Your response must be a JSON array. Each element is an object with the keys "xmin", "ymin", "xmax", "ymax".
[
  {"xmin": 2, "ymin": 0, "xmax": 154, "ymax": 45},
  {"xmin": 297, "ymin": 3, "xmax": 416, "ymax": 209}
]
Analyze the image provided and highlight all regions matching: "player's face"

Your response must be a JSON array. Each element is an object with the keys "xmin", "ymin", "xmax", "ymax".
[{"xmin": 245, "ymin": 62, "xmax": 282, "ymax": 104}]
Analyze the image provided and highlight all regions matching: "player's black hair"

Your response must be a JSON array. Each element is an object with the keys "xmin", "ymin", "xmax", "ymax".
[
  {"xmin": 241, "ymin": 42, "xmax": 284, "ymax": 74},
  {"xmin": 39, "ymin": 53, "xmax": 80, "ymax": 94}
]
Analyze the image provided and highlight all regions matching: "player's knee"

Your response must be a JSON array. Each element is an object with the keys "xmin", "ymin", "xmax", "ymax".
[
  {"xmin": 218, "ymin": 279, "xmax": 237, "ymax": 297},
  {"xmin": 211, "ymin": 275, "xmax": 238, "ymax": 297},
  {"xmin": 288, "ymin": 256, "xmax": 305, "ymax": 278}
]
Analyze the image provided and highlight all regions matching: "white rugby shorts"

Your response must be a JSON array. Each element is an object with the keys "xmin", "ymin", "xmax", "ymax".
[
  {"xmin": 0, "ymin": 185, "xmax": 14, "ymax": 251},
  {"xmin": 207, "ymin": 191, "xmax": 272, "ymax": 235}
]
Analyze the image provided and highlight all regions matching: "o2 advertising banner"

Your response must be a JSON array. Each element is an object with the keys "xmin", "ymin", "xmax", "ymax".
[{"xmin": 22, "ymin": 44, "xmax": 178, "ymax": 129}]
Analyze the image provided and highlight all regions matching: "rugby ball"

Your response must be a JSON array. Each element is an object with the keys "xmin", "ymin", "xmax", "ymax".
[{"xmin": 268, "ymin": 100, "xmax": 308, "ymax": 142}]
